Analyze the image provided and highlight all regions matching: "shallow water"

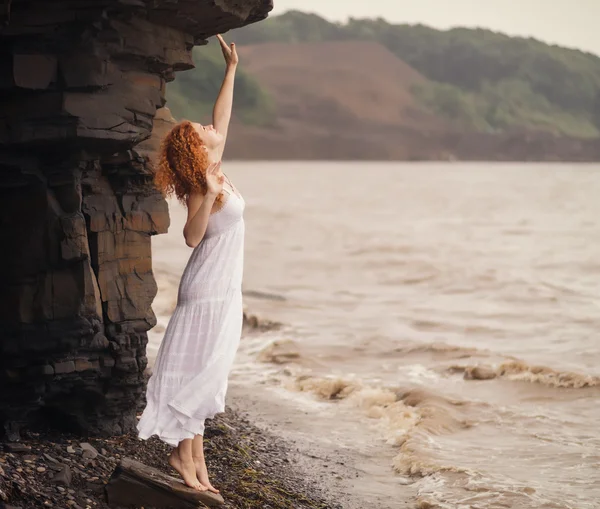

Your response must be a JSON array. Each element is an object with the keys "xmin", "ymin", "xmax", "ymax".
[{"xmin": 150, "ymin": 162, "xmax": 600, "ymax": 509}]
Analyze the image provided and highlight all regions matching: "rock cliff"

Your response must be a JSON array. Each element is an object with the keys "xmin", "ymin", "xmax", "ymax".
[{"xmin": 0, "ymin": 0, "xmax": 272, "ymax": 438}]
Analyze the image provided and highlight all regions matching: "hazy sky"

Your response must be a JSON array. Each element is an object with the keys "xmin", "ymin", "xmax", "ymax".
[{"xmin": 272, "ymin": 0, "xmax": 600, "ymax": 56}]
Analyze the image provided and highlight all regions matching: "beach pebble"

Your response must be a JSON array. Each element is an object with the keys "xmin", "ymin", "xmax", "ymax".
[
  {"xmin": 37, "ymin": 466, "xmax": 47, "ymax": 473},
  {"xmin": 79, "ymin": 443, "xmax": 98, "ymax": 460},
  {"xmin": 51, "ymin": 465, "xmax": 72, "ymax": 486},
  {"xmin": 66, "ymin": 446, "xmax": 76, "ymax": 454}
]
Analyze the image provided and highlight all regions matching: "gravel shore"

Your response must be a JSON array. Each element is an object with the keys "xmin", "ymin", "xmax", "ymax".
[{"xmin": 0, "ymin": 408, "xmax": 342, "ymax": 509}]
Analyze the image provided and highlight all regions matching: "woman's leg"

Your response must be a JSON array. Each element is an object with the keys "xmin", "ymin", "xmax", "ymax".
[
  {"xmin": 168, "ymin": 438, "xmax": 206, "ymax": 491},
  {"xmin": 192, "ymin": 434, "xmax": 219, "ymax": 493}
]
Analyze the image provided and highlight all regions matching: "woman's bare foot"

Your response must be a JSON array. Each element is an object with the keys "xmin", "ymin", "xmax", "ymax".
[
  {"xmin": 193, "ymin": 455, "xmax": 220, "ymax": 494},
  {"xmin": 168, "ymin": 448, "xmax": 207, "ymax": 491}
]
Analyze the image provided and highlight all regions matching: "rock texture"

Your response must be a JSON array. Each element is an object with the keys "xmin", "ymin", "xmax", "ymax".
[
  {"xmin": 0, "ymin": 0, "xmax": 272, "ymax": 438},
  {"xmin": 106, "ymin": 457, "xmax": 225, "ymax": 507}
]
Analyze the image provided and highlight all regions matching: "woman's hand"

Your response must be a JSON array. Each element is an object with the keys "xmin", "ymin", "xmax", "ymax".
[
  {"xmin": 216, "ymin": 34, "xmax": 239, "ymax": 68},
  {"xmin": 205, "ymin": 161, "xmax": 224, "ymax": 197}
]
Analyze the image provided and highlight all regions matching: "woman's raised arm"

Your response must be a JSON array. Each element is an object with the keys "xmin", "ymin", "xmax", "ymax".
[{"xmin": 212, "ymin": 34, "xmax": 238, "ymax": 156}]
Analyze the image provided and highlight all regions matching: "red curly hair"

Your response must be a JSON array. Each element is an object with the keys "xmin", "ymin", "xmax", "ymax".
[{"xmin": 154, "ymin": 121, "xmax": 220, "ymax": 203}]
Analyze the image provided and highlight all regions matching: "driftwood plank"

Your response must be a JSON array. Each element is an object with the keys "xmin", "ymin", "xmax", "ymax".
[{"xmin": 106, "ymin": 457, "xmax": 225, "ymax": 508}]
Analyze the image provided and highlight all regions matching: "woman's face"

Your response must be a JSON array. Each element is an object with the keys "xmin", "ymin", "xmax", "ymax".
[{"xmin": 193, "ymin": 122, "xmax": 223, "ymax": 150}]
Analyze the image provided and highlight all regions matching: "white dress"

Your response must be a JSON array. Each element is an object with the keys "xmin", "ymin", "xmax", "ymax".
[{"xmin": 137, "ymin": 186, "xmax": 245, "ymax": 446}]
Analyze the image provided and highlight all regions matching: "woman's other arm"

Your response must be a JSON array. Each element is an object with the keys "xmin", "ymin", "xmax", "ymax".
[{"xmin": 183, "ymin": 162, "xmax": 224, "ymax": 248}]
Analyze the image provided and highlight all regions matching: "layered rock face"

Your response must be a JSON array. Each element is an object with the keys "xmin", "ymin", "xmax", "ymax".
[{"xmin": 0, "ymin": 0, "xmax": 272, "ymax": 438}]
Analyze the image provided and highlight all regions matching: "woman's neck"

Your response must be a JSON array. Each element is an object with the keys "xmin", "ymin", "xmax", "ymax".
[{"xmin": 206, "ymin": 147, "xmax": 222, "ymax": 164}]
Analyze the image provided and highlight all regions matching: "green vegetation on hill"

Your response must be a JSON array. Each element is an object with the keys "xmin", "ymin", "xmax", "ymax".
[
  {"xmin": 166, "ymin": 43, "xmax": 275, "ymax": 127},
  {"xmin": 230, "ymin": 11, "xmax": 600, "ymax": 137}
]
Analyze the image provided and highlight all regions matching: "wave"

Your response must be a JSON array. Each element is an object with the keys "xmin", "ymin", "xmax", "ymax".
[
  {"xmin": 243, "ymin": 289, "xmax": 287, "ymax": 301},
  {"xmin": 498, "ymin": 361, "xmax": 600, "ymax": 388},
  {"xmin": 395, "ymin": 342, "xmax": 483, "ymax": 355},
  {"xmin": 394, "ymin": 453, "xmax": 472, "ymax": 478},
  {"xmin": 293, "ymin": 374, "xmax": 360, "ymax": 401},
  {"xmin": 243, "ymin": 309, "xmax": 282, "ymax": 333},
  {"xmin": 288, "ymin": 374, "xmax": 475, "ymax": 477},
  {"xmin": 253, "ymin": 336, "xmax": 480, "ymax": 477},
  {"xmin": 256, "ymin": 338, "xmax": 301, "ymax": 364},
  {"xmin": 451, "ymin": 361, "xmax": 600, "ymax": 388},
  {"xmin": 393, "ymin": 341, "xmax": 492, "ymax": 362},
  {"xmin": 391, "ymin": 388, "xmax": 476, "ymax": 477}
]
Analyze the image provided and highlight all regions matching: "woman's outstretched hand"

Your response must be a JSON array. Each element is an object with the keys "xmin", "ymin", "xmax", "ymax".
[
  {"xmin": 216, "ymin": 34, "xmax": 239, "ymax": 68},
  {"xmin": 206, "ymin": 161, "xmax": 224, "ymax": 197}
]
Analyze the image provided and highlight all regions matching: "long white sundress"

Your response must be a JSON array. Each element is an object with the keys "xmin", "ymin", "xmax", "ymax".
[{"xmin": 137, "ymin": 185, "xmax": 245, "ymax": 446}]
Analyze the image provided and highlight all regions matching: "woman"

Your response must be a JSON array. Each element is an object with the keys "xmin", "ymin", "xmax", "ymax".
[{"xmin": 137, "ymin": 34, "xmax": 243, "ymax": 493}]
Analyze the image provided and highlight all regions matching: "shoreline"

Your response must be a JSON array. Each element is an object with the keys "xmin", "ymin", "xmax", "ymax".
[
  {"xmin": 228, "ymin": 385, "xmax": 416, "ymax": 509},
  {"xmin": 0, "ymin": 408, "xmax": 342, "ymax": 509}
]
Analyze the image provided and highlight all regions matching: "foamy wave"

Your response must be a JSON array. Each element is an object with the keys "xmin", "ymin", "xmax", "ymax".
[
  {"xmin": 394, "ymin": 453, "xmax": 472, "ymax": 477},
  {"xmin": 398, "ymin": 389, "xmax": 472, "ymax": 435},
  {"xmin": 451, "ymin": 361, "xmax": 600, "ymax": 388},
  {"xmin": 394, "ymin": 342, "xmax": 488, "ymax": 359},
  {"xmin": 243, "ymin": 309, "xmax": 282, "ymax": 333},
  {"xmin": 348, "ymin": 388, "xmax": 421, "ymax": 446},
  {"xmin": 498, "ymin": 361, "xmax": 600, "ymax": 388},
  {"xmin": 293, "ymin": 375, "xmax": 359, "ymax": 400},
  {"xmin": 291, "ymin": 375, "xmax": 420, "ymax": 440},
  {"xmin": 257, "ymin": 339, "xmax": 301, "ymax": 364},
  {"xmin": 288, "ymin": 375, "xmax": 476, "ymax": 478}
]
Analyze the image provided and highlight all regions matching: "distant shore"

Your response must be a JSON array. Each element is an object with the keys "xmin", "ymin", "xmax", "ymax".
[
  {"xmin": 224, "ymin": 122, "xmax": 600, "ymax": 163},
  {"xmin": 142, "ymin": 108, "xmax": 600, "ymax": 164}
]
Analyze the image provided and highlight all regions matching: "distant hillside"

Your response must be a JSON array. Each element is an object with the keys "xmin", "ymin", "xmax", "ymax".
[
  {"xmin": 163, "ymin": 11, "xmax": 600, "ymax": 161},
  {"xmin": 231, "ymin": 11, "xmax": 600, "ymax": 138},
  {"xmin": 238, "ymin": 41, "xmax": 441, "ymax": 130}
]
